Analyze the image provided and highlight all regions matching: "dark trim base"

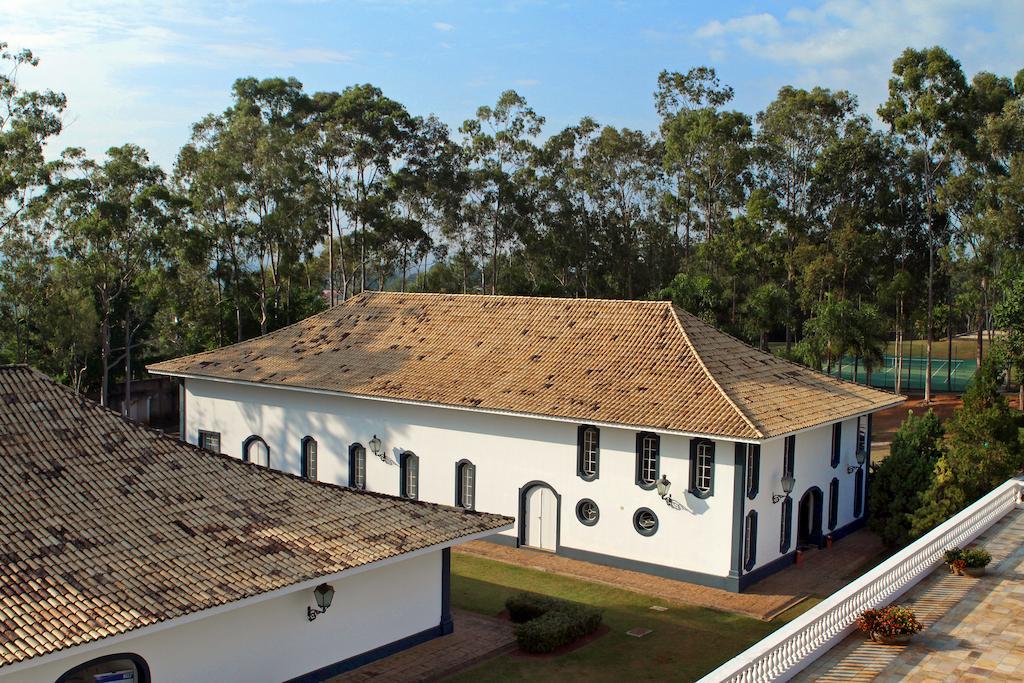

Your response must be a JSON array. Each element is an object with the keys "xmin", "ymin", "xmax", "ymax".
[
  {"xmin": 482, "ymin": 532, "xmax": 519, "ymax": 548},
  {"xmin": 738, "ymin": 551, "xmax": 797, "ymax": 591},
  {"xmin": 558, "ymin": 545, "xmax": 741, "ymax": 592},
  {"xmin": 826, "ymin": 516, "xmax": 865, "ymax": 544},
  {"xmin": 286, "ymin": 624, "xmax": 445, "ymax": 683}
]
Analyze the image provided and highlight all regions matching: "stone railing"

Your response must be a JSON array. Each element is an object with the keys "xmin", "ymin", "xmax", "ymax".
[{"xmin": 698, "ymin": 477, "xmax": 1024, "ymax": 683}]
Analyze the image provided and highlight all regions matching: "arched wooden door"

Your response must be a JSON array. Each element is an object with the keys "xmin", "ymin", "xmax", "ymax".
[
  {"xmin": 521, "ymin": 482, "xmax": 559, "ymax": 552},
  {"xmin": 797, "ymin": 487, "xmax": 824, "ymax": 548}
]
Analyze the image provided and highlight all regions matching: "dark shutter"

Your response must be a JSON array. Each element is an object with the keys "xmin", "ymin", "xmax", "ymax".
[
  {"xmin": 828, "ymin": 477, "xmax": 839, "ymax": 530},
  {"xmin": 739, "ymin": 443, "xmax": 760, "ymax": 499},
  {"xmin": 744, "ymin": 511, "xmax": 758, "ymax": 570},
  {"xmin": 831, "ymin": 423, "xmax": 842, "ymax": 468},
  {"xmin": 854, "ymin": 468, "xmax": 864, "ymax": 517},
  {"xmin": 784, "ymin": 435, "xmax": 796, "ymax": 476}
]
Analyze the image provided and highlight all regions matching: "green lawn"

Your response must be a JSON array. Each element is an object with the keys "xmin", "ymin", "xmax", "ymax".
[{"xmin": 446, "ymin": 553, "xmax": 818, "ymax": 683}]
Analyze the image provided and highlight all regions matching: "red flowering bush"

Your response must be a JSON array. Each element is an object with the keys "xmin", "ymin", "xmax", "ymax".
[{"xmin": 856, "ymin": 605, "xmax": 923, "ymax": 637}]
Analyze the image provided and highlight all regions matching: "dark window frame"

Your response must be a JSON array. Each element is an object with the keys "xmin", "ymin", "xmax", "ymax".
[
  {"xmin": 57, "ymin": 653, "xmax": 151, "ymax": 683},
  {"xmin": 349, "ymin": 443, "xmax": 367, "ymax": 489},
  {"xmin": 689, "ymin": 438, "xmax": 715, "ymax": 498},
  {"xmin": 300, "ymin": 436, "xmax": 318, "ymax": 480},
  {"xmin": 635, "ymin": 432, "xmax": 660, "ymax": 490},
  {"xmin": 576, "ymin": 498, "xmax": 600, "ymax": 526},
  {"xmin": 742, "ymin": 443, "xmax": 761, "ymax": 499},
  {"xmin": 455, "ymin": 459, "xmax": 476, "ymax": 509},
  {"xmin": 197, "ymin": 429, "xmax": 221, "ymax": 454},
  {"xmin": 828, "ymin": 477, "xmax": 839, "ymax": 530},
  {"xmin": 633, "ymin": 507, "xmax": 659, "ymax": 536},
  {"xmin": 400, "ymin": 451, "xmax": 420, "ymax": 500},
  {"xmin": 830, "ymin": 422, "xmax": 842, "ymax": 469},
  {"xmin": 577, "ymin": 425, "xmax": 600, "ymax": 481},
  {"xmin": 242, "ymin": 435, "xmax": 270, "ymax": 468},
  {"xmin": 856, "ymin": 416, "xmax": 868, "ymax": 454},
  {"xmin": 780, "ymin": 496, "xmax": 793, "ymax": 553},
  {"xmin": 743, "ymin": 510, "xmax": 758, "ymax": 570}
]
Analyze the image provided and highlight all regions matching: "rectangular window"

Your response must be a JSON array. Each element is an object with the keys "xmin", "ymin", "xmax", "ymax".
[
  {"xmin": 198, "ymin": 430, "xmax": 221, "ymax": 454},
  {"xmin": 353, "ymin": 446, "xmax": 366, "ymax": 489},
  {"xmin": 856, "ymin": 416, "xmax": 868, "ymax": 454},
  {"xmin": 695, "ymin": 443, "xmax": 713, "ymax": 493},
  {"xmin": 744, "ymin": 444, "xmax": 760, "ymax": 499},
  {"xmin": 830, "ymin": 423, "xmax": 842, "ymax": 468},
  {"xmin": 641, "ymin": 435, "xmax": 658, "ymax": 485},
  {"xmin": 783, "ymin": 435, "xmax": 796, "ymax": 477},
  {"xmin": 459, "ymin": 462, "xmax": 475, "ymax": 509},
  {"xmin": 578, "ymin": 426, "xmax": 599, "ymax": 480},
  {"xmin": 402, "ymin": 453, "xmax": 419, "ymax": 500},
  {"xmin": 302, "ymin": 438, "xmax": 317, "ymax": 480}
]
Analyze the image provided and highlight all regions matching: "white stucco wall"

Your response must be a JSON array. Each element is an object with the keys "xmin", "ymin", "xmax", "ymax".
[
  {"xmin": 182, "ymin": 378, "xmax": 740, "ymax": 578},
  {"xmin": 745, "ymin": 417, "xmax": 868, "ymax": 573},
  {"xmin": 5, "ymin": 550, "xmax": 443, "ymax": 683}
]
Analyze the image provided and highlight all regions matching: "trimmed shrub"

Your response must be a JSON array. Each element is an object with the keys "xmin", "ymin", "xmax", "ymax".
[
  {"xmin": 961, "ymin": 548, "xmax": 992, "ymax": 568},
  {"xmin": 504, "ymin": 592, "xmax": 603, "ymax": 653},
  {"xmin": 505, "ymin": 592, "xmax": 562, "ymax": 623},
  {"xmin": 513, "ymin": 603, "xmax": 603, "ymax": 654}
]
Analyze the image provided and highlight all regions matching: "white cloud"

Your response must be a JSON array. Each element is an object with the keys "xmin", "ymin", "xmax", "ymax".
[
  {"xmin": 693, "ymin": 0, "xmax": 1024, "ymax": 118},
  {"xmin": 514, "ymin": 78, "xmax": 540, "ymax": 86},
  {"xmin": 432, "ymin": 21, "xmax": 455, "ymax": 32}
]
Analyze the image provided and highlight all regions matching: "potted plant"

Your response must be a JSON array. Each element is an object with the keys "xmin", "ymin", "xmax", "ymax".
[
  {"xmin": 960, "ymin": 548, "xmax": 992, "ymax": 577},
  {"xmin": 857, "ymin": 605, "xmax": 923, "ymax": 645},
  {"xmin": 944, "ymin": 547, "xmax": 964, "ymax": 575}
]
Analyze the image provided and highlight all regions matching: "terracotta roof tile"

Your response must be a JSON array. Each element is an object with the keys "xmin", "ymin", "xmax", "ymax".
[
  {"xmin": 0, "ymin": 366, "xmax": 511, "ymax": 669},
  {"xmin": 149, "ymin": 292, "xmax": 902, "ymax": 439}
]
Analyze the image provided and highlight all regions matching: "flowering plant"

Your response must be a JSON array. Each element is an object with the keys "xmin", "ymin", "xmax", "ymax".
[
  {"xmin": 856, "ymin": 605, "xmax": 923, "ymax": 637},
  {"xmin": 961, "ymin": 548, "xmax": 991, "ymax": 568},
  {"xmin": 950, "ymin": 558, "xmax": 967, "ymax": 574}
]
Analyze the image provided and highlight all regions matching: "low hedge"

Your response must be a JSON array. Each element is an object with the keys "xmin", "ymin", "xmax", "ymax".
[
  {"xmin": 506, "ymin": 592, "xmax": 563, "ymax": 623},
  {"xmin": 505, "ymin": 592, "xmax": 603, "ymax": 653}
]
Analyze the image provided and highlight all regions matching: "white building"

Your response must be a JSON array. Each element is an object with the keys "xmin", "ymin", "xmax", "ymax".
[
  {"xmin": 150, "ymin": 292, "xmax": 902, "ymax": 592},
  {"xmin": 0, "ymin": 366, "xmax": 511, "ymax": 683}
]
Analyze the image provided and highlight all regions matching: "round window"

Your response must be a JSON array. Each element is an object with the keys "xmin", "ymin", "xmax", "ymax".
[
  {"xmin": 633, "ymin": 507, "xmax": 658, "ymax": 536},
  {"xmin": 576, "ymin": 498, "xmax": 599, "ymax": 526}
]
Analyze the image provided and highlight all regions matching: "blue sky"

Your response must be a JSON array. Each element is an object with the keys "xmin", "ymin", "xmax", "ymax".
[{"xmin": 5, "ymin": 0, "xmax": 1023, "ymax": 171}]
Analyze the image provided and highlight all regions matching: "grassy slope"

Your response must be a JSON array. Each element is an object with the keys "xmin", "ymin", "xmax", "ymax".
[{"xmin": 446, "ymin": 553, "xmax": 818, "ymax": 683}]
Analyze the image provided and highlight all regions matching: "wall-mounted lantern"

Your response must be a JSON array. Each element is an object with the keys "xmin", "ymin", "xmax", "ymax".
[
  {"xmin": 307, "ymin": 583, "xmax": 335, "ymax": 622},
  {"xmin": 772, "ymin": 474, "xmax": 796, "ymax": 504},
  {"xmin": 656, "ymin": 474, "xmax": 673, "ymax": 505},
  {"xmin": 368, "ymin": 434, "xmax": 385, "ymax": 462},
  {"xmin": 847, "ymin": 449, "xmax": 867, "ymax": 474}
]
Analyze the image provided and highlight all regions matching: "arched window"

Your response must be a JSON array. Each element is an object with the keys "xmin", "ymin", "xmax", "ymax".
[
  {"xmin": 577, "ymin": 425, "xmax": 600, "ymax": 481},
  {"xmin": 828, "ymin": 477, "xmax": 840, "ymax": 530},
  {"xmin": 854, "ymin": 468, "xmax": 864, "ymax": 517},
  {"xmin": 635, "ymin": 432, "xmax": 659, "ymax": 490},
  {"xmin": 301, "ymin": 436, "xmax": 318, "ymax": 480},
  {"xmin": 243, "ymin": 436, "xmax": 269, "ymax": 468},
  {"xmin": 742, "ymin": 443, "xmax": 760, "ymax": 499},
  {"xmin": 633, "ymin": 507, "xmax": 658, "ymax": 536},
  {"xmin": 780, "ymin": 496, "xmax": 793, "ymax": 553},
  {"xmin": 57, "ymin": 653, "xmax": 150, "ymax": 683},
  {"xmin": 743, "ymin": 510, "xmax": 758, "ymax": 570},
  {"xmin": 689, "ymin": 439, "xmax": 715, "ymax": 498},
  {"xmin": 349, "ymin": 443, "xmax": 367, "ymax": 490},
  {"xmin": 455, "ymin": 460, "xmax": 476, "ymax": 509},
  {"xmin": 831, "ymin": 423, "xmax": 842, "ymax": 468},
  {"xmin": 400, "ymin": 451, "xmax": 419, "ymax": 500}
]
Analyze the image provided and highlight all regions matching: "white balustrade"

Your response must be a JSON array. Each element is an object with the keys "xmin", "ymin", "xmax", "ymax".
[{"xmin": 698, "ymin": 477, "xmax": 1024, "ymax": 683}]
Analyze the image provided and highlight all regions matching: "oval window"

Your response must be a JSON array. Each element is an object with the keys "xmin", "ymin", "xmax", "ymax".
[{"xmin": 576, "ymin": 498, "xmax": 600, "ymax": 526}]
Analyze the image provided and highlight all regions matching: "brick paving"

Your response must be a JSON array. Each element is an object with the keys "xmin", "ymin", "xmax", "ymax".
[
  {"xmin": 327, "ymin": 609, "xmax": 515, "ymax": 683},
  {"xmin": 456, "ymin": 528, "xmax": 885, "ymax": 621},
  {"xmin": 797, "ymin": 508, "xmax": 1024, "ymax": 682}
]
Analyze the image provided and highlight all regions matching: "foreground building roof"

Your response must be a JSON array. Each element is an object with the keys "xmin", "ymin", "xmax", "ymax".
[
  {"xmin": 149, "ymin": 292, "xmax": 902, "ymax": 440},
  {"xmin": 0, "ymin": 365, "xmax": 511, "ymax": 669}
]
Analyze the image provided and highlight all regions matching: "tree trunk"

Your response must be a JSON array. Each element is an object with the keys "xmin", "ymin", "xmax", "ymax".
[
  {"xmin": 100, "ymin": 294, "xmax": 111, "ymax": 408},
  {"xmin": 124, "ymin": 308, "xmax": 133, "ymax": 418}
]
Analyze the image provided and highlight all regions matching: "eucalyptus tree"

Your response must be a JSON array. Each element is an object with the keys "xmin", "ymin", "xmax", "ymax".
[
  {"xmin": 580, "ymin": 125, "xmax": 662, "ymax": 297},
  {"xmin": 54, "ymin": 145, "xmax": 170, "ymax": 407},
  {"xmin": 879, "ymin": 46, "xmax": 970, "ymax": 403},
  {"xmin": 661, "ymin": 79, "xmax": 750, "ymax": 255},
  {"xmin": 460, "ymin": 90, "xmax": 544, "ymax": 294}
]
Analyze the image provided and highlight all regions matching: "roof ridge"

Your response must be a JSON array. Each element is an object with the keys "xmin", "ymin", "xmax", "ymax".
[
  {"xmin": 668, "ymin": 305, "xmax": 764, "ymax": 439},
  {"xmin": 360, "ymin": 290, "xmax": 670, "ymax": 305}
]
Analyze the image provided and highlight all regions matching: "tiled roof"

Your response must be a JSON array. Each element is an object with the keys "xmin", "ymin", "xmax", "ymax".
[
  {"xmin": 0, "ymin": 366, "xmax": 511, "ymax": 669},
  {"xmin": 149, "ymin": 292, "xmax": 902, "ymax": 440}
]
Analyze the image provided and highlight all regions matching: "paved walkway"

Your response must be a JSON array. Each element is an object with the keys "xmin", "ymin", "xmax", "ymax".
[
  {"xmin": 457, "ymin": 529, "xmax": 884, "ymax": 621},
  {"xmin": 327, "ymin": 609, "xmax": 515, "ymax": 683},
  {"xmin": 797, "ymin": 508, "xmax": 1024, "ymax": 682}
]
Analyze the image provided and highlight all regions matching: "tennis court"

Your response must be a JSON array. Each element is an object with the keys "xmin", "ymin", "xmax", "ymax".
[{"xmin": 826, "ymin": 355, "xmax": 977, "ymax": 393}]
